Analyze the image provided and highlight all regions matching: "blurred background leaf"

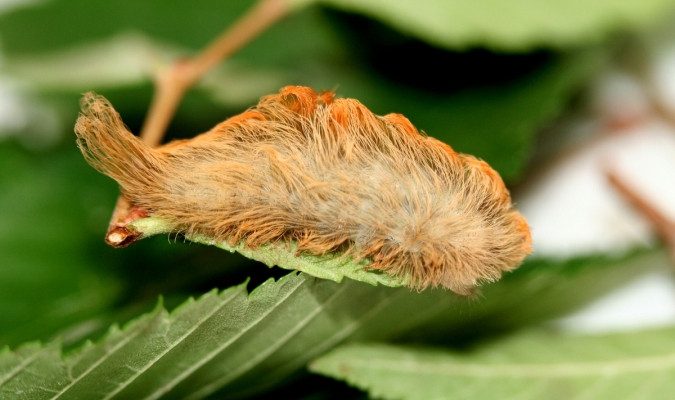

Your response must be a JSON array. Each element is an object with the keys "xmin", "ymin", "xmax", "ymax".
[
  {"xmin": 0, "ymin": 142, "xmax": 120, "ymax": 346},
  {"xmin": 316, "ymin": 0, "xmax": 675, "ymax": 50},
  {"xmin": 311, "ymin": 326, "xmax": 675, "ymax": 400}
]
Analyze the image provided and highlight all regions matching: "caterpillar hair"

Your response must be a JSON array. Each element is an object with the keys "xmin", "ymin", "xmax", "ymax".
[{"xmin": 75, "ymin": 86, "xmax": 532, "ymax": 294}]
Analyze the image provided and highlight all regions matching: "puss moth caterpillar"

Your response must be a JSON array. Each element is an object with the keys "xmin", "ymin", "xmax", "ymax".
[{"xmin": 75, "ymin": 86, "xmax": 532, "ymax": 294}]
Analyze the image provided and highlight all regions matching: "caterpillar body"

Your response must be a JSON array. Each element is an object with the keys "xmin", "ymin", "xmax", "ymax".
[{"xmin": 75, "ymin": 86, "xmax": 532, "ymax": 294}]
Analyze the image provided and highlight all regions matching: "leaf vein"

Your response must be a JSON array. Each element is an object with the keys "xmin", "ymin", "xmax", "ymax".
[
  {"xmin": 142, "ymin": 276, "xmax": 308, "ymax": 400},
  {"xmin": 101, "ymin": 288, "xmax": 242, "ymax": 400}
]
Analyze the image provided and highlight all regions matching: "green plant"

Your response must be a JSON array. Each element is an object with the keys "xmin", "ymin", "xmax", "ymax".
[{"xmin": 0, "ymin": 0, "xmax": 673, "ymax": 398}]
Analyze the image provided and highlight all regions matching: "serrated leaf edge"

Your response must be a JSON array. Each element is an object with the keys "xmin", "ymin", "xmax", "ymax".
[
  {"xmin": 0, "ymin": 276, "xmax": 298, "ymax": 399},
  {"xmin": 139, "ymin": 273, "xmax": 307, "ymax": 400}
]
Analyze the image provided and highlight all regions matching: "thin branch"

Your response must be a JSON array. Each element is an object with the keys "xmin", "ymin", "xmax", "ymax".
[
  {"xmin": 140, "ymin": 0, "xmax": 289, "ymax": 145},
  {"xmin": 105, "ymin": 0, "xmax": 292, "ymax": 247},
  {"xmin": 605, "ymin": 168, "xmax": 675, "ymax": 264}
]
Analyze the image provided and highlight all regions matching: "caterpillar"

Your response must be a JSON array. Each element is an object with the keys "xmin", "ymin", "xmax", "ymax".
[{"xmin": 75, "ymin": 85, "xmax": 532, "ymax": 294}]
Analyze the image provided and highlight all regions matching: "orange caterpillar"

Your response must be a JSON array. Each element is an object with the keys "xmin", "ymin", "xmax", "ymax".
[{"xmin": 75, "ymin": 86, "xmax": 532, "ymax": 294}]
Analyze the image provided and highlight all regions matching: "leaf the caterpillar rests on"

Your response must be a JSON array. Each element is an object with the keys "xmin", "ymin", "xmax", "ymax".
[
  {"xmin": 130, "ymin": 216, "xmax": 407, "ymax": 287},
  {"xmin": 75, "ymin": 86, "xmax": 532, "ymax": 294}
]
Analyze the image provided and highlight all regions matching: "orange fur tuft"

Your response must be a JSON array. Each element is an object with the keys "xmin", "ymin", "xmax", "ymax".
[{"xmin": 75, "ymin": 86, "xmax": 532, "ymax": 294}]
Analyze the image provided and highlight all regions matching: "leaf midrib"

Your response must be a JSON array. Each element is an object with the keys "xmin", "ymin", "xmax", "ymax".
[{"xmin": 228, "ymin": 288, "xmax": 409, "ymax": 399}]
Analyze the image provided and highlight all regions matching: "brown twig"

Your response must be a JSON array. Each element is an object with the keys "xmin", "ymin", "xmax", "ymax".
[
  {"xmin": 105, "ymin": 0, "xmax": 291, "ymax": 247},
  {"xmin": 605, "ymin": 168, "xmax": 675, "ymax": 264}
]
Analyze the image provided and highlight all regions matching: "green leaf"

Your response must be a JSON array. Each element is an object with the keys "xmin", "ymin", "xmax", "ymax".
[
  {"xmin": 0, "ymin": 275, "xmax": 287, "ymax": 399},
  {"xmin": 0, "ymin": 248, "xmax": 663, "ymax": 399},
  {"xmin": 4, "ymin": 0, "xmax": 672, "ymax": 56},
  {"xmin": 0, "ymin": 273, "xmax": 401, "ymax": 399},
  {"xmin": 311, "ymin": 326, "xmax": 675, "ymax": 400},
  {"xmin": 131, "ymin": 217, "xmax": 407, "ymax": 288},
  {"xmin": 0, "ymin": 343, "xmax": 63, "ymax": 396},
  {"xmin": 313, "ymin": 0, "xmax": 675, "ymax": 50}
]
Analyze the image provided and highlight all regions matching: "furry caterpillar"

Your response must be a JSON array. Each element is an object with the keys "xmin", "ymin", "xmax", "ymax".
[{"xmin": 75, "ymin": 86, "xmax": 532, "ymax": 294}]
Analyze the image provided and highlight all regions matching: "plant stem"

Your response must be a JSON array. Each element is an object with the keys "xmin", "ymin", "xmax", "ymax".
[
  {"xmin": 140, "ymin": 0, "xmax": 289, "ymax": 145},
  {"xmin": 605, "ymin": 169, "xmax": 675, "ymax": 264},
  {"xmin": 105, "ymin": 0, "xmax": 292, "ymax": 247}
]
